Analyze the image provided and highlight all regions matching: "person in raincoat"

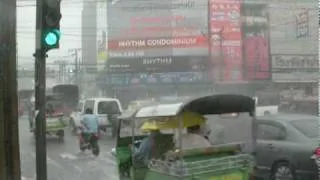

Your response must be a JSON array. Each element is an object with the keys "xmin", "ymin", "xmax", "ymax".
[
  {"xmin": 129, "ymin": 129, "xmax": 162, "ymax": 166},
  {"xmin": 176, "ymin": 125, "xmax": 211, "ymax": 150}
]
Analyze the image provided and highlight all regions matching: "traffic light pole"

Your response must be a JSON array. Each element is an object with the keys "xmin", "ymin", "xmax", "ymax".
[{"xmin": 34, "ymin": 0, "xmax": 47, "ymax": 179}]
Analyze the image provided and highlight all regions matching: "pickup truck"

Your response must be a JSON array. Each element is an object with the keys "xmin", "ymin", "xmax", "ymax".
[{"xmin": 70, "ymin": 98, "xmax": 123, "ymax": 136}]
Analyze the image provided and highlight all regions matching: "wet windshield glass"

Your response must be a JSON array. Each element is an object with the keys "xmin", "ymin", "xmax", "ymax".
[
  {"xmin": 97, "ymin": 101, "xmax": 119, "ymax": 114},
  {"xmin": 6, "ymin": 0, "xmax": 317, "ymax": 179}
]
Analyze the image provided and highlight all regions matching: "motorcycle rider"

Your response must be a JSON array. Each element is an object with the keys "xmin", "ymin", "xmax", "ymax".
[{"xmin": 80, "ymin": 108, "xmax": 99, "ymax": 147}]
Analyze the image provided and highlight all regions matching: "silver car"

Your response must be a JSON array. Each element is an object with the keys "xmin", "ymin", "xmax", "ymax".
[{"xmin": 255, "ymin": 114, "xmax": 318, "ymax": 180}]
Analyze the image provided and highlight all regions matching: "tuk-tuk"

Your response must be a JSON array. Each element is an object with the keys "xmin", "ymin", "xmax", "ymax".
[
  {"xmin": 32, "ymin": 94, "xmax": 70, "ymax": 142},
  {"xmin": 112, "ymin": 94, "xmax": 256, "ymax": 180}
]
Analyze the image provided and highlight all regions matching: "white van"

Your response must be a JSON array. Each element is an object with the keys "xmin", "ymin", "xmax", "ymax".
[{"xmin": 70, "ymin": 98, "xmax": 123, "ymax": 132}]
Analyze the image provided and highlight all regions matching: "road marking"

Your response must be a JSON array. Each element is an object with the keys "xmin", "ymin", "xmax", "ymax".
[
  {"xmin": 47, "ymin": 157, "xmax": 63, "ymax": 169},
  {"xmin": 21, "ymin": 176, "xmax": 35, "ymax": 180}
]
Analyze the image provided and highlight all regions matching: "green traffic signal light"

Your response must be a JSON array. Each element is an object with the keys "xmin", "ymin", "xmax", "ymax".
[{"xmin": 44, "ymin": 29, "xmax": 61, "ymax": 46}]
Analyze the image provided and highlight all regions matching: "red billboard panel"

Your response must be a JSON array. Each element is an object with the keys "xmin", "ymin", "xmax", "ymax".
[{"xmin": 210, "ymin": 0, "xmax": 243, "ymax": 82}]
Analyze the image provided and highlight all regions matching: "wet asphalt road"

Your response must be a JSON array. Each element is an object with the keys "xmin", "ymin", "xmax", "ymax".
[{"xmin": 19, "ymin": 116, "xmax": 118, "ymax": 180}]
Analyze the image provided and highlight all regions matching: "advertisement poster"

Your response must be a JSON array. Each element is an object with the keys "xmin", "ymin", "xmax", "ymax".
[
  {"xmin": 107, "ymin": 56, "xmax": 208, "ymax": 73},
  {"xmin": 242, "ymin": 2, "xmax": 270, "ymax": 80},
  {"xmin": 107, "ymin": 0, "xmax": 208, "ymax": 73},
  {"xmin": 210, "ymin": 0, "xmax": 243, "ymax": 82},
  {"xmin": 244, "ymin": 36, "xmax": 270, "ymax": 80}
]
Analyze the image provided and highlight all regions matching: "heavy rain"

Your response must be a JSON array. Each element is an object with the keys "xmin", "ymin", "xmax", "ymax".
[{"xmin": 0, "ymin": 0, "xmax": 319, "ymax": 180}]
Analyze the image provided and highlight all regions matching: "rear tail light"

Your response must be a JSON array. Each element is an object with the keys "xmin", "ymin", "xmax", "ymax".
[{"xmin": 314, "ymin": 147, "xmax": 320, "ymax": 157}]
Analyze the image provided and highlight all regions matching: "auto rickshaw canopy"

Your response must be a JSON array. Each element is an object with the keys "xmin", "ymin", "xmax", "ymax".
[
  {"xmin": 135, "ymin": 94, "xmax": 255, "ymax": 118},
  {"xmin": 140, "ymin": 111, "xmax": 206, "ymax": 131},
  {"xmin": 136, "ymin": 94, "xmax": 255, "ymax": 131}
]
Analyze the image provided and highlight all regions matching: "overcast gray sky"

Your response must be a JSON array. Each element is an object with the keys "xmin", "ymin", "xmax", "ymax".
[{"xmin": 17, "ymin": 0, "xmax": 83, "ymax": 66}]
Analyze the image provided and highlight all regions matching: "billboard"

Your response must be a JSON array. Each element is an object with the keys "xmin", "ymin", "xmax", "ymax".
[
  {"xmin": 107, "ymin": 0, "xmax": 208, "ymax": 73},
  {"xmin": 108, "ymin": 56, "xmax": 208, "ymax": 73},
  {"xmin": 209, "ymin": 0, "xmax": 243, "ymax": 82},
  {"xmin": 242, "ymin": 2, "xmax": 270, "ymax": 81},
  {"xmin": 271, "ymin": 54, "xmax": 318, "ymax": 82}
]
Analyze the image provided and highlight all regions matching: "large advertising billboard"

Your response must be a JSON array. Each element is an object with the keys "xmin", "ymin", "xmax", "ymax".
[
  {"xmin": 209, "ymin": 1, "xmax": 270, "ymax": 83},
  {"xmin": 107, "ymin": 0, "xmax": 208, "ymax": 73},
  {"xmin": 242, "ymin": 2, "xmax": 270, "ymax": 81},
  {"xmin": 209, "ymin": 0, "xmax": 243, "ymax": 82}
]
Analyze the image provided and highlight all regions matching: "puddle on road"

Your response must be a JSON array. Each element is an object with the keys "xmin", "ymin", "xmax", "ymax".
[
  {"xmin": 22, "ymin": 176, "xmax": 34, "ymax": 180},
  {"xmin": 60, "ymin": 152, "xmax": 79, "ymax": 160},
  {"xmin": 59, "ymin": 151, "xmax": 116, "ymax": 166}
]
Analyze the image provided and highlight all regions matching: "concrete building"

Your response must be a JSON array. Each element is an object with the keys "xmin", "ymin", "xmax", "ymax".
[
  {"xmin": 268, "ymin": 1, "xmax": 318, "ymax": 100},
  {"xmin": 81, "ymin": 1, "xmax": 97, "ymax": 68},
  {"xmin": 96, "ymin": 1, "xmax": 107, "ymax": 71}
]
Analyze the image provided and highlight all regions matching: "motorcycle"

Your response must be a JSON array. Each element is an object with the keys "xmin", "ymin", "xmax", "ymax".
[{"xmin": 78, "ymin": 126, "xmax": 100, "ymax": 156}]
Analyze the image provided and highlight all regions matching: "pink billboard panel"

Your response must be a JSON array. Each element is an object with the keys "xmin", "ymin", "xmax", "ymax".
[
  {"xmin": 244, "ymin": 36, "xmax": 270, "ymax": 80},
  {"xmin": 210, "ymin": 0, "xmax": 243, "ymax": 82}
]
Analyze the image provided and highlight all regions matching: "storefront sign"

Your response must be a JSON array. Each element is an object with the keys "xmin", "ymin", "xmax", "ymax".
[
  {"xmin": 107, "ymin": 56, "xmax": 208, "ymax": 73},
  {"xmin": 272, "ymin": 55, "xmax": 317, "ymax": 69},
  {"xmin": 271, "ymin": 54, "xmax": 318, "ymax": 82}
]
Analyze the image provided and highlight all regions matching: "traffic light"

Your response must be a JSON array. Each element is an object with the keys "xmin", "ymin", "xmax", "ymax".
[{"xmin": 42, "ymin": 0, "xmax": 62, "ymax": 52}]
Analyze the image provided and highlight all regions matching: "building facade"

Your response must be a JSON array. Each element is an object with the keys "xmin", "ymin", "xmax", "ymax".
[
  {"xmin": 267, "ymin": 0, "xmax": 318, "ymax": 114},
  {"xmin": 81, "ymin": 1, "xmax": 97, "ymax": 67},
  {"xmin": 96, "ymin": 1, "xmax": 108, "ymax": 71}
]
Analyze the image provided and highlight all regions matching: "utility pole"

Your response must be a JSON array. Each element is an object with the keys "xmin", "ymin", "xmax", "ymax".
[
  {"xmin": 74, "ymin": 48, "xmax": 79, "ymax": 85},
  {"xmin": 69, "ymin": 48, "xmax": 81, "ymax": 85},
  {"xmin": 0, "ymin": 0, "xmax": 21, "ymax": 179}
]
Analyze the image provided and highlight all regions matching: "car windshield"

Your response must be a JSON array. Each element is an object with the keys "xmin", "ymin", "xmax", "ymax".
[
  {"xmin": 291, "ymin": 119, "xmax": 318, "ymax": 138},
  {"xmin": 97, "ymin": 101, "xmax": 120, "ymax": 114},
  {"xmin": 46, "ymin": 100, "xmax": 63, "ymax": 110}
]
